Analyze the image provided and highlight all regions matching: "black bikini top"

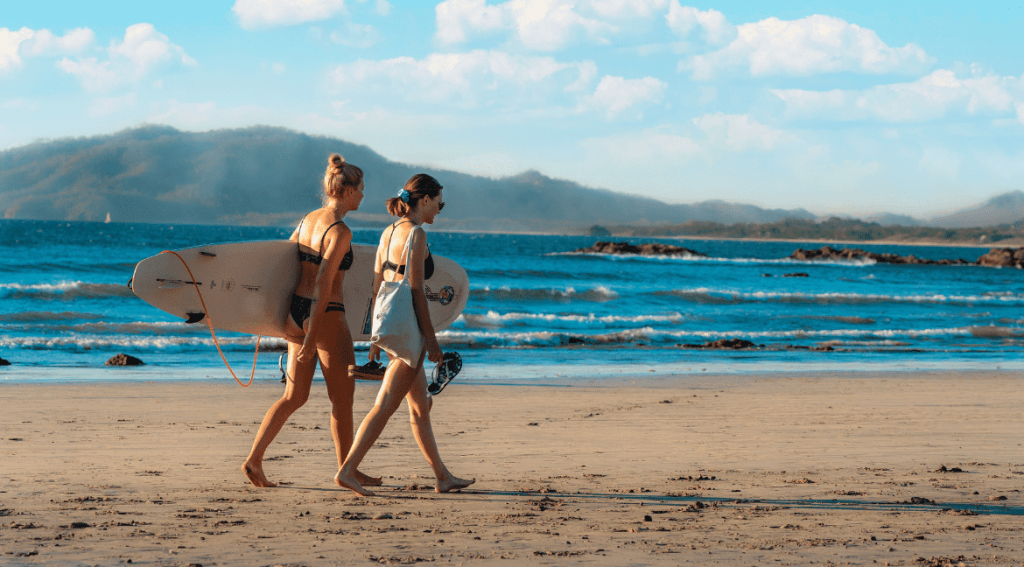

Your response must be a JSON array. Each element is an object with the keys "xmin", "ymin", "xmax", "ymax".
[
  {"xmin": 382, "ymin": 222, "xmax": 434, "ymax": 280},
  {"xmin": 296, "ymin": 216, "xmax": 354, "ymax": 271}
]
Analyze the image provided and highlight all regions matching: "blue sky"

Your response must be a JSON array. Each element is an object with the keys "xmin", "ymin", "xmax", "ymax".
[{"xmin": 2, "ymin": 1, "xmax": 1023, "ymax": 219}]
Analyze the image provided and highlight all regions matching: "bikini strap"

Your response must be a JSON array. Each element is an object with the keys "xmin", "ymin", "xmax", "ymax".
[{"xmin": 319, "ymin": 220, "xmax": 346, "ymax": 256}]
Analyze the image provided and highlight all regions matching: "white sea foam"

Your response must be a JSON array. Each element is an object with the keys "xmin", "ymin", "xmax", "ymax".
[
  {"xmin": 457, "ymin": 310, "xmax": 686, "ymax": 329},
  {"xmin": 0, "ymin": 334, "xmax": 288, "ymax": 352},
  {"xmin": 659, "ymin": 287, "xmax": 1024, "ymax": 306},
  {"xmin": 470, "ymin": 285, "xmax": 619, "ymax": 302},
  {"xmin": 1, "ymin": 280, "xmax": 133, "ymax": 299}
]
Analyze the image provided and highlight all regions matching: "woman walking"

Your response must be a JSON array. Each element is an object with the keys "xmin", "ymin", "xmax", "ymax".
[
  {"xmin": 242, "ymin": 154, "xmax": 377, "ymax": 488},
  {"xmin": 334, "ymin": 173, "xmax": 474, "ymax": 496}
]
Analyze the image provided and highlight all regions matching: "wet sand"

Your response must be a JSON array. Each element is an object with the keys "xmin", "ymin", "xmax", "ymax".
[{"xmin": 2, "ymin": 371, "xmax": 1022, "ymax": 565}]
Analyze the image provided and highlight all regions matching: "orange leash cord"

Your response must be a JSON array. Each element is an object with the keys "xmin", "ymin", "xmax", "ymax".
[{"xmin": 159, "ymin": 250, "xmax": 261, "ymax": 387}]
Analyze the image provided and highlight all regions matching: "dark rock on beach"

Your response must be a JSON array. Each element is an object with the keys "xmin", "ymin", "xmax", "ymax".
[
  {"xmin": 0, "ymin": 357, "xmax": 10, "ymax": 366},
  {"xmin": 573, "ymin": 241, "xmax": 707, "ymax": 257},
  {"xmin": 105, "ymin": 354, "xmax": 144, "ymax": 366},
  {"xmin": 789, "ymin": 246, "xmax": 971, "ymax": 265},
  {"xmin": 679, "ymin": 338, "xmax": 759, "ymax": 350},
  {"xmin": 975, "ymin": 247, "xmax": 1024, "ymax": 268}
]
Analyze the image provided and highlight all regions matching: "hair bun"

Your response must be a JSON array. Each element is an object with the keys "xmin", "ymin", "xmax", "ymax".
[{"xmin": 330, "ymin": 153, "xmax": 345, "ymax": 168}]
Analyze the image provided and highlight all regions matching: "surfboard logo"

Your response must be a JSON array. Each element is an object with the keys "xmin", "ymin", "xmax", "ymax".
[{"xmin": 426, "ymin": 285, "xmax": 456, "ymax": 306}]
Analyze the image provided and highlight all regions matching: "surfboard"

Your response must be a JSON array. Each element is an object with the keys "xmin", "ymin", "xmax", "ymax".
[{"xmin": 130, "ymin": 240, "xmax": 469, "ymax": 340}]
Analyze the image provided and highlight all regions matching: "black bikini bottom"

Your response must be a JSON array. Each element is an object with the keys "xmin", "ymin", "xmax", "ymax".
[{"xmin": 289, "ymin": 294, "xmax": 344, "ymax": 327}]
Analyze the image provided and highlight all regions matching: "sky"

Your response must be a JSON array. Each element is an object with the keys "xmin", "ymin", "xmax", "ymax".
[{"xmin": 2, "ymin": 1, "xmax": 1023, "ymax": 219}]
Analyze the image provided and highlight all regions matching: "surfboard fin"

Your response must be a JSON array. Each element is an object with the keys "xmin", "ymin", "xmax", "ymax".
[{"xmin": 185, "ymin": 312, "xmax": 206, "ymax": 324}]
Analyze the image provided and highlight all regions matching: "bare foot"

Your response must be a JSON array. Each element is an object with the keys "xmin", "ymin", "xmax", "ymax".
[
  {"xmin": 242, "ymin": 461, "xmax": 276, "ymax": 488},
  {"xmin": 334, "ymin": 470, "xmax": 375, "ymax": 497},
  {"xmin": 357, "ymin": 471, "xmax": 383, "ymax": 487},
  {"xmin": 436, "ymin": 474, "xmax": 475, "ymax": 493}
]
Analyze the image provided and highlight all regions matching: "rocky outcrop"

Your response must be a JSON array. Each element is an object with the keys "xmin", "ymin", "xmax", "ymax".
[
  {"xmin": 105, "ymin": 354, "xmax": 144, "ymax": 366},
  {"xmin": 789, "ymin": 246, "xmax": 970, "ymax": 265},
  {"xmin": 975, "ymin": 247, "xmax": 1024, "ymax": 268},
  {"xmin": 573, "ymin": 241, "xmax": 707, "ymax": 257},
  {"xmin": 0, "ymin": 357, "xmax": 10, "ymax": 366}
]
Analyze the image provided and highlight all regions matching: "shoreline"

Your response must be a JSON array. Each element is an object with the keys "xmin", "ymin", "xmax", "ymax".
[{"xmin": 2, "ymin": 371, "xmax": 1022, "ymax": 565}]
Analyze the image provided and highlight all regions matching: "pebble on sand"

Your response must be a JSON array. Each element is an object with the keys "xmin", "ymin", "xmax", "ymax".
[{"xmin": 105, "ymin": 354, "xmax": 145, "ymax": 366}]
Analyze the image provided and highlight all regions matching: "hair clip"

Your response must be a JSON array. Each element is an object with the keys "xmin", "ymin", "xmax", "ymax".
[{"xmin": 398, "ymin": 188, "xmax": 410, "ymax": 203}]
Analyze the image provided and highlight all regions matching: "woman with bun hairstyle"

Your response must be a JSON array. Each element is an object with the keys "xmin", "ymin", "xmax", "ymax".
[
  {"xmin": 334, "ymin": 173, "xmax": 474, "ymax": 496},
  {"xmin": 243, "ymin": 154, "xmax": 378, "ymax": 488}
]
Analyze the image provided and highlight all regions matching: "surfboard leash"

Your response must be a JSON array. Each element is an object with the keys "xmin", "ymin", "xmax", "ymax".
[{"xmin": 159, "ymin": 250, "xmax": 260, "ymax": 388}]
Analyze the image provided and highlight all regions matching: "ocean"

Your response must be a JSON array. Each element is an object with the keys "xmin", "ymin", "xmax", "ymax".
[{"xmin": 2, "ymin": 219, "xmax": 1023, "ymax": 384}]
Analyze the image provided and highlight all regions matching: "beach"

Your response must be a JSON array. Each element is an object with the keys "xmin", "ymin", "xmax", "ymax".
[{"xmin": 2, "ymin": 371, "xmax": 1022, "ymax": 566}]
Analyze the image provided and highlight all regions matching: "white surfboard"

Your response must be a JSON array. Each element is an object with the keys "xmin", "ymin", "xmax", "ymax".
[{"xmin": 130, "ymin": 240, "xmax": 469, "ymax": 340}]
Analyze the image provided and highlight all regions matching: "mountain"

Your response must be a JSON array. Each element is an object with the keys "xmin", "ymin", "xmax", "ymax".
[
  {"xmin": 862, "ymin": 213, "xmax": 922, "ymax": 227},
  {"xmin": 0, "ymin": 125, "xmax": 815, "ymax": 230},
  {"xmin": 929, "ymin": 191, "xmax": 1024, "ymax": 228}
]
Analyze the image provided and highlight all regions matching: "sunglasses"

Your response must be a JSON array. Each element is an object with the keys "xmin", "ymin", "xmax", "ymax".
[{"xmin": 438, "ymin": 201, "xmax": 445, "ymax": 211}]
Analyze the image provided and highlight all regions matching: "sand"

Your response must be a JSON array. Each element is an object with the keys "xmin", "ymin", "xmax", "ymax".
[{"xmin": 1, "ymin": 371, "xmax": 1022, "ymax": 566}]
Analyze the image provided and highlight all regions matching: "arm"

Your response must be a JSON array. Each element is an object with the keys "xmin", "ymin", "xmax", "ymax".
[
  {"xmin": 406, "ymin": 228, "xmax": 442, "ymax": 364},
  {"xmin": 296, "ymin": 224, "xmax": 351, "ymax": 362}
]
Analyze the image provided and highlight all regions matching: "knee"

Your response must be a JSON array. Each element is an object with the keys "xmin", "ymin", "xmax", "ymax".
[
  {"xmin": 408, "ymin": 401, "xmax": 431, "ymax": 423},
  {"xmin": 281, "ymin": 390, "xmax": 309, "ymax": 409}
]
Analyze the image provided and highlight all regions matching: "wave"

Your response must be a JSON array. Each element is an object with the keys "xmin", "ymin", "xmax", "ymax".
[
  {"xmin": 0, "ymin": 334, "xmax": 288, "ymax": 352},
  {"xmin": 0, "ymin": 320, "xmax": 201, "ymax": 335},
  {"xmin": 0, "ymin": 311, "xmax": 104, "ymax": 323},
  {"xmin": 552, "ymin": 251, "xmax": 877, "ymax": 267},
  {"xmin": 433, "ymin": 325, "xmax": 1002, "ymax": 349},
  {"xmin": 458, "ymin": 310, "xmax": 686, "ymax": 329},
  {"xmin": 0, "ymin": 281, "xmax": 135, "ymax": 300},
  {"xmin": 655, "ymin": 288, "xmax": 1024, "ymax": 307},
  {"xmin": 470, "ymin": 285, "xmax": 619, "ymax": 303}
]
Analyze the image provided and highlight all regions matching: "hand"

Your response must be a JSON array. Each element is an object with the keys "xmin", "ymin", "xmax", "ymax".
[
  {"xmin": 296, "ymin": 342, "xmax": 317, "ymax": 363},
  {"xmin": 368, "ymin": 344, "xmax": 381, "ymax": 362},
  {"xmin": 426, "ymin": 337, "xmax": 443, "ymax": 364}
]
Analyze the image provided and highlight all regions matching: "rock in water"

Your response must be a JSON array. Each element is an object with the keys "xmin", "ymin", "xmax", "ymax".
[
  {"xmin": 0, "ymin": 357, "xmax": 10, "ymax": 366},
  {"xmin": 789, "ymin": 246, "xmax": 970, "ymax": 265},
  {"xmin": 975, "ymin": 247, "xmax": 1024, "ymax": 268},
  {"xmin": 105, "ymin": 354, "xmax": 144, "ymax": 366},
  {"xmin": 572, "ymin": 241, "xmax": 707, "ymax": 257}
]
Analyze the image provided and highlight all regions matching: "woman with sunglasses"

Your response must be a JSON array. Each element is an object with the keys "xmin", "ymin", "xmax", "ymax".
[{"xmin": 334, "ymin": 173, "xmax": 474, "ymax": 496}]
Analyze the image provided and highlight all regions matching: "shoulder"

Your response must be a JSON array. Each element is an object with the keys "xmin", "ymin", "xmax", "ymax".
[{"xmin": 326, "ymin": 219, "xmax": 352, "ymax": 239}]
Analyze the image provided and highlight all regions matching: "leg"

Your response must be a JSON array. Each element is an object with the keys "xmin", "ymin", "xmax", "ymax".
[
  {"xmin": 334, "ymin": 354, "xmax": 422, "ymax": 496},
  {"xmin": 317, "ymin": 315, "xmax": 381, "ymax": 487},
  {"xmin": 406, "ymin": 367, "xmax": 475, "ymax": 493},
  {"xmin": 242, "ymin": 337, "xmax": 315, "ymax": 487}
]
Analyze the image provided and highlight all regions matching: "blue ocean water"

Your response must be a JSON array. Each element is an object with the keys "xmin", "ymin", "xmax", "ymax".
[{"xmin": 3, "ymin": 219, "xmax": 1024, "ymax": 383}]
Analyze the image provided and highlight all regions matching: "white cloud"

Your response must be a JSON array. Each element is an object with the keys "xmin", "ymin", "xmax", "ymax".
[
  {"xmin": 89, "ymin": 93, "xmax": 137, "ymax": 117},
  {"xmin": 665, "ymin": 2, "xmax": 734, "ymax": 45},
  {"xmin": 586, "ymin": 0, "xmax": 669, "ymax": 19},
  {"xmin": 772, "ymin": 69, "xmax": 1020, "ymax": 122},
  {"xmin": 685, "ymin": 14, "xmax": 931, "ymax": 79},
  {"xmin": 1017, "ymin": 102, "xmax": 1024, "ymax": 125},
  {"xmin": 330, "ymin": 21, "xmax": 380, "ymax": 48},
  {"xmin": 0, "ymin": 27, "xmax": 34, "ymax": 72},
  {"xmin": 328, "ymin": 50, "xmax": 596, "ymax": 106},
  {"xmin": 233, "ymin": 0, "xmax": 348, "ymax": 29},
  {"xmin": 149, "ymin": 100, "xmax": 221, "ymax": 127},
  {"xmin": 374, "ymin": 0, "xmax": 391, "ymax": 16},
  {"xmin": 58, "ymin": 24, "xmax": 195, "ymax": 92},
  {"xmin": 693, "ymin": 112, "xmax": 786, "ymax": 151},
  {"xmin": 21, "ymin": 28, "xmax": 94, "ymax": 57},
  {"xmin": 581, "ymin": 127, "xmax": 700, "ymax": 162},
  {"xmin": 435, "ymin": 0, "xmax": 615, "ymax": 50},
  {"xmin": 580, "ymin": 75, "xmax": 666, "ymax": 118}
]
